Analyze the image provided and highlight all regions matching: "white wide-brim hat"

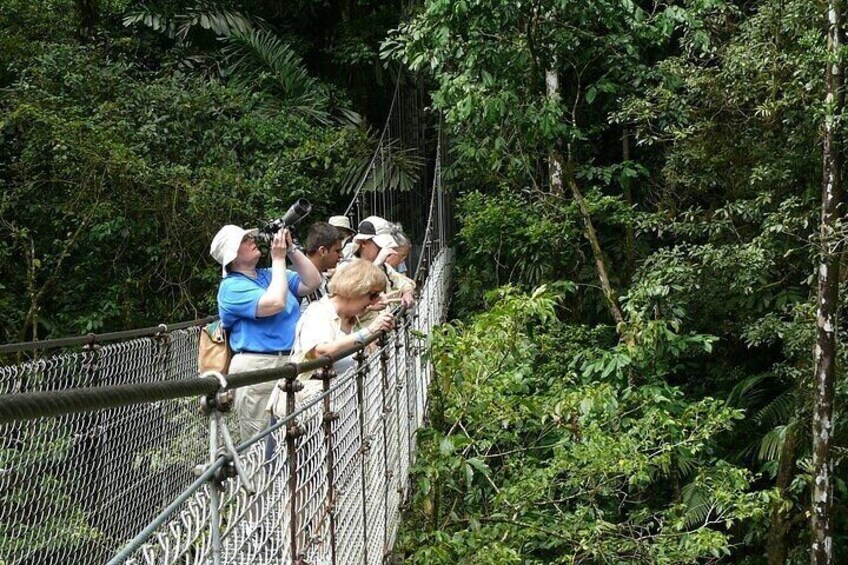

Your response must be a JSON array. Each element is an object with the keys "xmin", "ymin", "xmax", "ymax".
[{"xmin": 210, "ymin": 225, "xmax": 258, "ymax": 277}]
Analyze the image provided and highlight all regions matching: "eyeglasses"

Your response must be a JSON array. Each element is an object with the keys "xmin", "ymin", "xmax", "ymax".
[{"xmin": 241, "ymin": 234, "xmax": 255, "ymax": 243}]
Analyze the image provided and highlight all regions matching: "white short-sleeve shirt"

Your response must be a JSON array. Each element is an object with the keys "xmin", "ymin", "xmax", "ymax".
[
  {"xmin": 293, "ymin": 296, "xmax": 357, "ymax": 381},
  {"xmin": 267, "ymin": 296, "xmax": 359, "ymax": 417}
]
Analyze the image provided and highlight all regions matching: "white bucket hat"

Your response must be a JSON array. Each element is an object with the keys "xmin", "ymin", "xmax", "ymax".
[{"xmin": 210, "ymin": 225, "xmax": 258, "ymax": 277}]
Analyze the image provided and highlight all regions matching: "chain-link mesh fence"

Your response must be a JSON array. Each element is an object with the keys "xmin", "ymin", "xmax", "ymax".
[
  {"xmin": 2, "ymin": 90, "xmax": 452, "ymax": 562},
  {"xmin": 0, "ymin": 327, "xmax": 212, "ymax": 564},
  {"xmin": 0, "ymin": 246, "xmax": 453, "ymax": 565}
]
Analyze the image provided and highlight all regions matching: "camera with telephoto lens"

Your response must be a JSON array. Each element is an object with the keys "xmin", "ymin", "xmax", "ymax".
[{"xmin": 256, "ymin": 198, "xmax": 312, "ymax": 244}]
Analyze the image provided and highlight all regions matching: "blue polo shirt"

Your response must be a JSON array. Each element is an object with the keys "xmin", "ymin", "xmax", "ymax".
[{"xmin": 217, "ymin": 269, "xmax": 303, "ymax": 353}]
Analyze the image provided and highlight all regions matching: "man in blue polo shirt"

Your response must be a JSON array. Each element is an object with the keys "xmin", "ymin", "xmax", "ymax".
[{"xmin": 210, "ymin": 224, "xmax": 321, "ymax": 441}]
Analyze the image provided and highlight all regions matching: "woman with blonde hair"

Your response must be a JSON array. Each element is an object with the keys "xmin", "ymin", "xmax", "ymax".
[{"xmin": 267, "ymin": 259, "xmax": 395, "ymax": 415}]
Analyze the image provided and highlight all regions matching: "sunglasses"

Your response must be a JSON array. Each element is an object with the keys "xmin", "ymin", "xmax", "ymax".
[{"xmin": 367, "ymin": 291, "xmax": 382, "ymax": 301}]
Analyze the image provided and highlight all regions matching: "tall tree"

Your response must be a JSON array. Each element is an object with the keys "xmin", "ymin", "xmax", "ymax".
[{"xmin": 812, "ymin": 0, "xmax": 844, "ymax": 562}]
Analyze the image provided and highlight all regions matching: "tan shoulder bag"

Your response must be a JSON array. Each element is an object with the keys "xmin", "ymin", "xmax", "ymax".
[{"xmin": 198, "ymin": 320, "xmax": 232, "ymax": 374}]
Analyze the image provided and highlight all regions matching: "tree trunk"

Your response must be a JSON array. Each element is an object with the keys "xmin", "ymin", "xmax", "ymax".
[
  {"xmin": 546, "ymin": 68, "xmax": 564, "ymax": 195},
  {"xmin": 567, "ymin": 177, "xmax": 625, "ymax": 329},
  {"xmin": 768, "ymin": 424, "xmax": 798, "ymax": 565},
  {"xmin": 812, "ymin": 2, "xmax": 843, "ymax": 563}
]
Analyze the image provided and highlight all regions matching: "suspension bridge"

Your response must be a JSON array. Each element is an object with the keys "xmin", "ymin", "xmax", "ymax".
[{"xmin": 0, "ymin": 74, "xmax": 452, "ymax": 564}]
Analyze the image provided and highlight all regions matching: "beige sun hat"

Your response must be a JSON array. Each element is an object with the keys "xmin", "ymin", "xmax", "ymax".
[
  {"xmin": 328, "ymin": 215, "xmax": 355, "ymax": 236},
  {"xmin": 210, "ymin": 225, "xmax": 258, "ymax": 277}
]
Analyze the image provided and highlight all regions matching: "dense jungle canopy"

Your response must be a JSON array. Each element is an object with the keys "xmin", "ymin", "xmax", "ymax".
[{"xmin": 2, "ymin": 0, "xmax": 847, "ymax": 563}]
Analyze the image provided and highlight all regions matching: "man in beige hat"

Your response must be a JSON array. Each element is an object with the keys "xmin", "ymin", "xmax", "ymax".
[{"xmin": 328, "ymin": 215, "xmax": 355, "ymax": 240}]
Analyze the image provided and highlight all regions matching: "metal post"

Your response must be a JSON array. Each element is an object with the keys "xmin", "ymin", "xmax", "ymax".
[
  {"xmin": 153, "ymin": 328, "xmax": 172, "ymax": 511},
  {"xmin": 354, "ymin": 349, "xmax": 370, "ymax": 564},
  {"xmin": 208, "ymin": 415, "xmax": 223, "ymax": 565},
  {"xmin": 283, "ymin": 372, "xmax": 305, "ymax": 564},
  {"xmin": 320, "ymin": 366, "xmax": 339, "ymax": 565},
  {"xmin": 154, "ymin": 325, "xmax": 171, "ymax": 381},
  {"xmin": 80, "ymin": 338, "xmax": 108, "ymax": 538},
  {"xmin": 413, "ymin": 307, "xmax": 424, "ymax": 427},
  {"xmin": 403, "ymin": 314, "xmax": 415, "ymax": 471},
  {"xmin": 394, "ymin": 321, "xmax": 407, "ymax": 501},
  {"xmin": 379, "ymin": 334, "xmax": 391, "ymax": 559},
  {"xmin": 406, "ymin": 312, "xmax": 418, "ymax": 456}
]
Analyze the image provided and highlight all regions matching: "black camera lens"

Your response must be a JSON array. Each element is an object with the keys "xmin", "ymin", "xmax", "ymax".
[{"xmin": 281, "ymin": 198, "xmax": 312, "ymax": 226}]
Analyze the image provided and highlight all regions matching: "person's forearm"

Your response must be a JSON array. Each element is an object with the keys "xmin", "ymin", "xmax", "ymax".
[
  {"xmin": 312, "ymin": 329, "xmax": 371, "ymax": 358},
  {"xmin": 288, "ymin": 249, "xmax": 322, "ymax": 290}
]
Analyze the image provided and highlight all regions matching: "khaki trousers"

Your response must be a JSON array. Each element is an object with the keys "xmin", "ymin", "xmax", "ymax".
[{"xmin": 229, "ymin": 352, "xmax": 290, "ymax": 442}]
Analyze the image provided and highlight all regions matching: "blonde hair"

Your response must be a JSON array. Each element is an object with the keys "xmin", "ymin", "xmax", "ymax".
[{"xmin": 329, "ymin": 259, "xmax": 387, "ymax": 298}]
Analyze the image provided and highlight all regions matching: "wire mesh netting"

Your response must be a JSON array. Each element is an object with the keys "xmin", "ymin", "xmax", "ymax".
[
  {"xmin": 0, "ymin": 246, "xmax": 453, "ymax": 565},
  {"xmin": 0, "ymin": 328, "xmax": 212, "ymax": 564}
]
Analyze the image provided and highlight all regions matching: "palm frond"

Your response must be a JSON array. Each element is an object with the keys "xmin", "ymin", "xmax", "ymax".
[
  {"xmin": 124, "ymin": 2, "xmax": 256, "ymax": 42},
  {"xmin": 123, "ymin": 6, "xmax": 177, "ymax": 37},
  {"xmin": 757, "ymin": 425, "xmax": 788, "ymax": 463},
  {"xmin": 757, "ymin": 419, "xmax": 801, "ymax": 464},
  {"xmin": 726, "ymin": 372, "xmax": 773, "ymax": 408},
  {"xmin": 674, "ymin": 449, "xmax": 698, "ymax": 479},
  {"xmin": 223, "ymin": 29, "xmax": 330, "ymax": 122},
  {"xmin": 175, "ymin": 5, "xmax": 254, "ymax": 41},
  {"xmin": 679, "ymin": 479, "xmax": 713, "ymax": 530},
  {"xmin": 340, "ymin": 137, "xmax": 423, "ymax": 195},
  {"xmin": 755, "ymin": 390, "xmax": 798, "ymax": 428}
]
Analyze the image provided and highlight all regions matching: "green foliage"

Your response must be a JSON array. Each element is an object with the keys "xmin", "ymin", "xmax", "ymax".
[
  {"xmin": 0, "ymin": 30, "xmax": 369, "ymax": 341},
  {"xmin": 453, "ymin": 189, "xmax": 631, "ymax": 317},
  {"xmin": 391, "ymin": 0, "xmax": 848, "ymax": 560},
  {"xmin": 385, "ymin": 0, "xmax": 675, "ymax": 186},
  {"xmin": 223, "ymin": 28, "xmax": 332, "ymax": 122},
  {"xmin": 399, "ymin": 287, "xmax": 772, "ymax": 563}
]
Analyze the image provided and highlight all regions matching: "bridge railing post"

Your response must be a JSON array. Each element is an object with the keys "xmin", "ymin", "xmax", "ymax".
[
  {"xmin": 395, "ymin": 314, "xmax": 409, "ymax": 503},
  {"xmin": 379, "ymin": 333, "xmax": 391, "ymax": 560},
  {"xmin": 283, "ymin": 370, "xmax": 306, "ymax": 564},
  {"xmin": 319, "ymin": 366, "xmax": 339, "ymax": 565},
  {"xmin": 354, "ymin": 348, "xmax": 370, "ymax": 564}
]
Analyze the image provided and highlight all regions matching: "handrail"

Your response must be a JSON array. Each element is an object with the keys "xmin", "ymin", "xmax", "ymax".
[
  {"xmin": 0, "ymin": 309, "xmax": 401, "ymax": 424},
  {"xmin": 0, "ymin": 315, "xmax": 218, "ymax": 355}
]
